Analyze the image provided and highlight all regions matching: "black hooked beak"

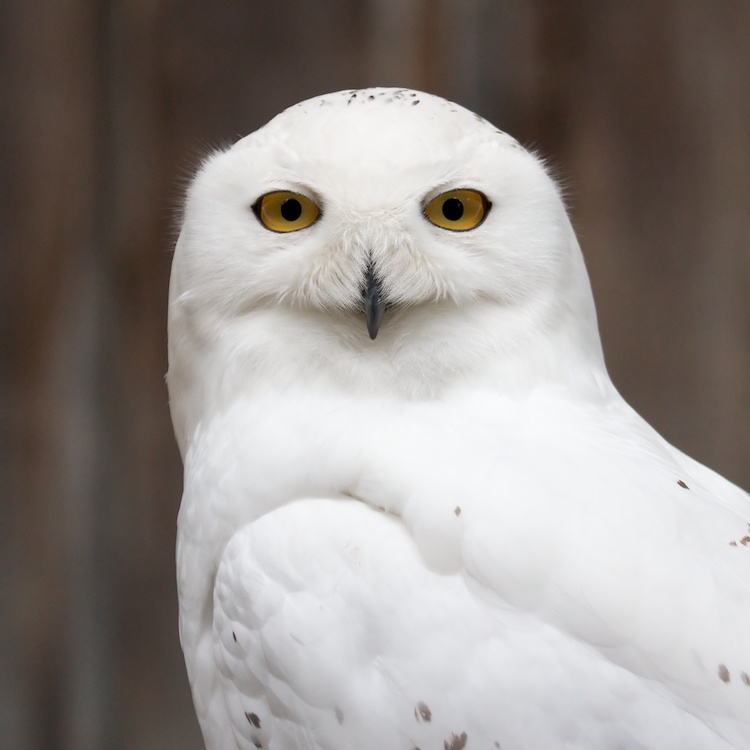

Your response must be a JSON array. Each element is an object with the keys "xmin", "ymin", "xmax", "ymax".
[{"xmin": 362, "ymin": 265, "xmax": 386, "ymax": 340}]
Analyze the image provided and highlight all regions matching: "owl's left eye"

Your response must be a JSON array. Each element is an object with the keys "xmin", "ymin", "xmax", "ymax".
[
  {"xmin": 424, "ymin": 189, "xmax": 490, "ymax": 231},
  {"xmin": 253, "ymin": 191, "xmax": 320, "ymax": 232}
]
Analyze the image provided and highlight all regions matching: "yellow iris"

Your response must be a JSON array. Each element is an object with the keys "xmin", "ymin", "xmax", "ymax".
[
  {"xmin": 253, "ymin": 191, "xmax": 320, "ymax": 232},
  {"xmin": 424, "ymin": 189, "xmax": 489, "ymax": 231}
]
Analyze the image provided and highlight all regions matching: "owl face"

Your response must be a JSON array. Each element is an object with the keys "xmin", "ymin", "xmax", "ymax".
[
  {"xmin": 172, "ymin": 88, "xmax": 574, "ymax": 341},
  {"xmin": 168, "ymin": 89, "xmax": 606, "ymax": 456}
]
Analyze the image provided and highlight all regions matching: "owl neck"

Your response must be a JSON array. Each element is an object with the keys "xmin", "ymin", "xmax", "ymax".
[{"xmin": 167, "ymin": 284, "xmax": 609, "ymax": 459}]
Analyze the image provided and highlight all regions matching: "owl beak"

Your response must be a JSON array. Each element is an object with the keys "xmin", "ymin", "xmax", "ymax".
[{"xmin": 363, "ymin": 265, "xmax": 385, "ymax": 340}]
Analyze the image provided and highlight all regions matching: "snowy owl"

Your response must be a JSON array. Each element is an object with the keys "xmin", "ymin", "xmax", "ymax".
[{"xmin": 167, "ymin": 88, "xmax": 750, "ymax": 750}]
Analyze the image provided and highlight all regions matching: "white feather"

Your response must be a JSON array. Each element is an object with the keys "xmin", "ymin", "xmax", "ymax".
[{"xmin": 168, "ymin": 88, "xmax": 750, "ymax": 749}]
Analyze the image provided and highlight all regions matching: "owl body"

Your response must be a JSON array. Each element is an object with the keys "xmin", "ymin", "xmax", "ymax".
[{"xmin": 169, "ymin": 89, "xmax": 750, "ymax": 749}]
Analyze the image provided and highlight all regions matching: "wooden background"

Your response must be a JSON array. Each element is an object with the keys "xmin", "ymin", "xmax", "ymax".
[{"xmin": 2, "ymin": 2, "xmax": 748, "ymax": 748}]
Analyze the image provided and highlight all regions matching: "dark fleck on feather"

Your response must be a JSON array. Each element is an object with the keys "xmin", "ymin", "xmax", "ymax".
[
  {"xmin": 415, "ymin": 702, "xmax": 431, "ymax": 722},
  {"xmin": 444, "ymin": 732, "xmax": 468, "ymax": 750},
  {"xmin": 245, "ymin": 712, "xmax": 261, "ymax": 728}
]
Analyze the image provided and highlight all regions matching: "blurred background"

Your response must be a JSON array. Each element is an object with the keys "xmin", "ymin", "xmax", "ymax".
[{"xmin": 1, "ymin": 1, "xmax": 749, "ymax": 748}]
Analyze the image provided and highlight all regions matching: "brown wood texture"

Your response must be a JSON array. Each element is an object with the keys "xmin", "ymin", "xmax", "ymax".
[{"xmin": 1, "ymin": 2, "xmax": 748, "ymax": 748}]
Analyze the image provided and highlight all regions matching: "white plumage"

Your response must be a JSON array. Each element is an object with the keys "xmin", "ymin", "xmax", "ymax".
[{"xmin": 167, "ymin": 88, "xmax": 750, "ymax": 750}]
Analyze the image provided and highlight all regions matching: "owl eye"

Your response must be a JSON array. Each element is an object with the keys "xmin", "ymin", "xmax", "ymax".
[
  {"xmin": 253, "ymin": 191, "xmax": 320, "ymax": 232},
  {"xmin": 424, "ymin": 189, "xmax": 490, "ymax": 231}
]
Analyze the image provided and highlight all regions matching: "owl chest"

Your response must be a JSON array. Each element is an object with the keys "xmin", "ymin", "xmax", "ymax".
[{"xmin": 192, "ymin": 390, "xmax": 533, "ymax": 527}]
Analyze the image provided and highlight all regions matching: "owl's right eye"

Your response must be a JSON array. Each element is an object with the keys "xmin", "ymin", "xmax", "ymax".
[{"xmin": 253, "ymin": 191, "xmax": 320, "ymax": 232}]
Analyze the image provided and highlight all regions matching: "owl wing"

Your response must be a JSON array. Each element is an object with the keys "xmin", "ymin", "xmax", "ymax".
[
  {"xmin": 212, "ymin": 498, "xmax": 491, "ymax": 750},
  {"xmin": 210, "ymin": 491, "xmax": 746, "ymax": 750}
]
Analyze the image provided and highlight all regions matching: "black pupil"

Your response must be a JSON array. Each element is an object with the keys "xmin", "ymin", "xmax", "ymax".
[
  {"xmin": 280, "ymin": 198, "xmax": 302, "ymax": 222},
  {"xmin": 442, "ymin": 197, "xmax": 464, "ymax": 221}
]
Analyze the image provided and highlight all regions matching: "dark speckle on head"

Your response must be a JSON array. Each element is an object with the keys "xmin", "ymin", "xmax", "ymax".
[
  {"xmin": 677, "ymin": 479, "xmax": 689, "ymax": 489},
  {"xmin": 741, "ymin": 671, "xmax": 750, "ymax": 686},
  {"xmin": 454, "ymin": 506, "xmax": 462, "ymax": 516},
  {"xmin": 412, "ymin": 100, "xmax": 420, "ymax": 106},
  {"xmin": 368, "ymin": 95, "xmax": 374, "ymax": 100},
  {"xmin": 444, "ymin": 732, "xmax": 468, "ymax": 750},
  {"xmin": 741, "ymin": 536, "xmax": 750, "ymax": 546},
  {"xmin": 232, "ymin": 631, "xmax": 237, "ymax": 642},
  {"xmin": 718, "ymin": 664, "xmax": 730, "ymax": 683},
  {"xmin": 415, "ymin": 702, "xmax": 431, "ymax": 722},
  {"xmin": 245, "ymin": 712, "xmax": 261, "ymax": 728}
]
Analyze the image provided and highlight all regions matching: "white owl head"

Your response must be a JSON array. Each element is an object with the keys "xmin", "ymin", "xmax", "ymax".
[{"xmin": 168, "ymin": 88, "xmax": 605, "ymax": 451}]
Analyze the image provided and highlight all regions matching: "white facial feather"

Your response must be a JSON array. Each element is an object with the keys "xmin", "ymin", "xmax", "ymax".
[
  {"xmin": 169, "ymin": 88, "xmax": 603, "ymax": 453},
  {"xmin": 176, "ymin": 91, "xmax": 574, "ymax": 313}
]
